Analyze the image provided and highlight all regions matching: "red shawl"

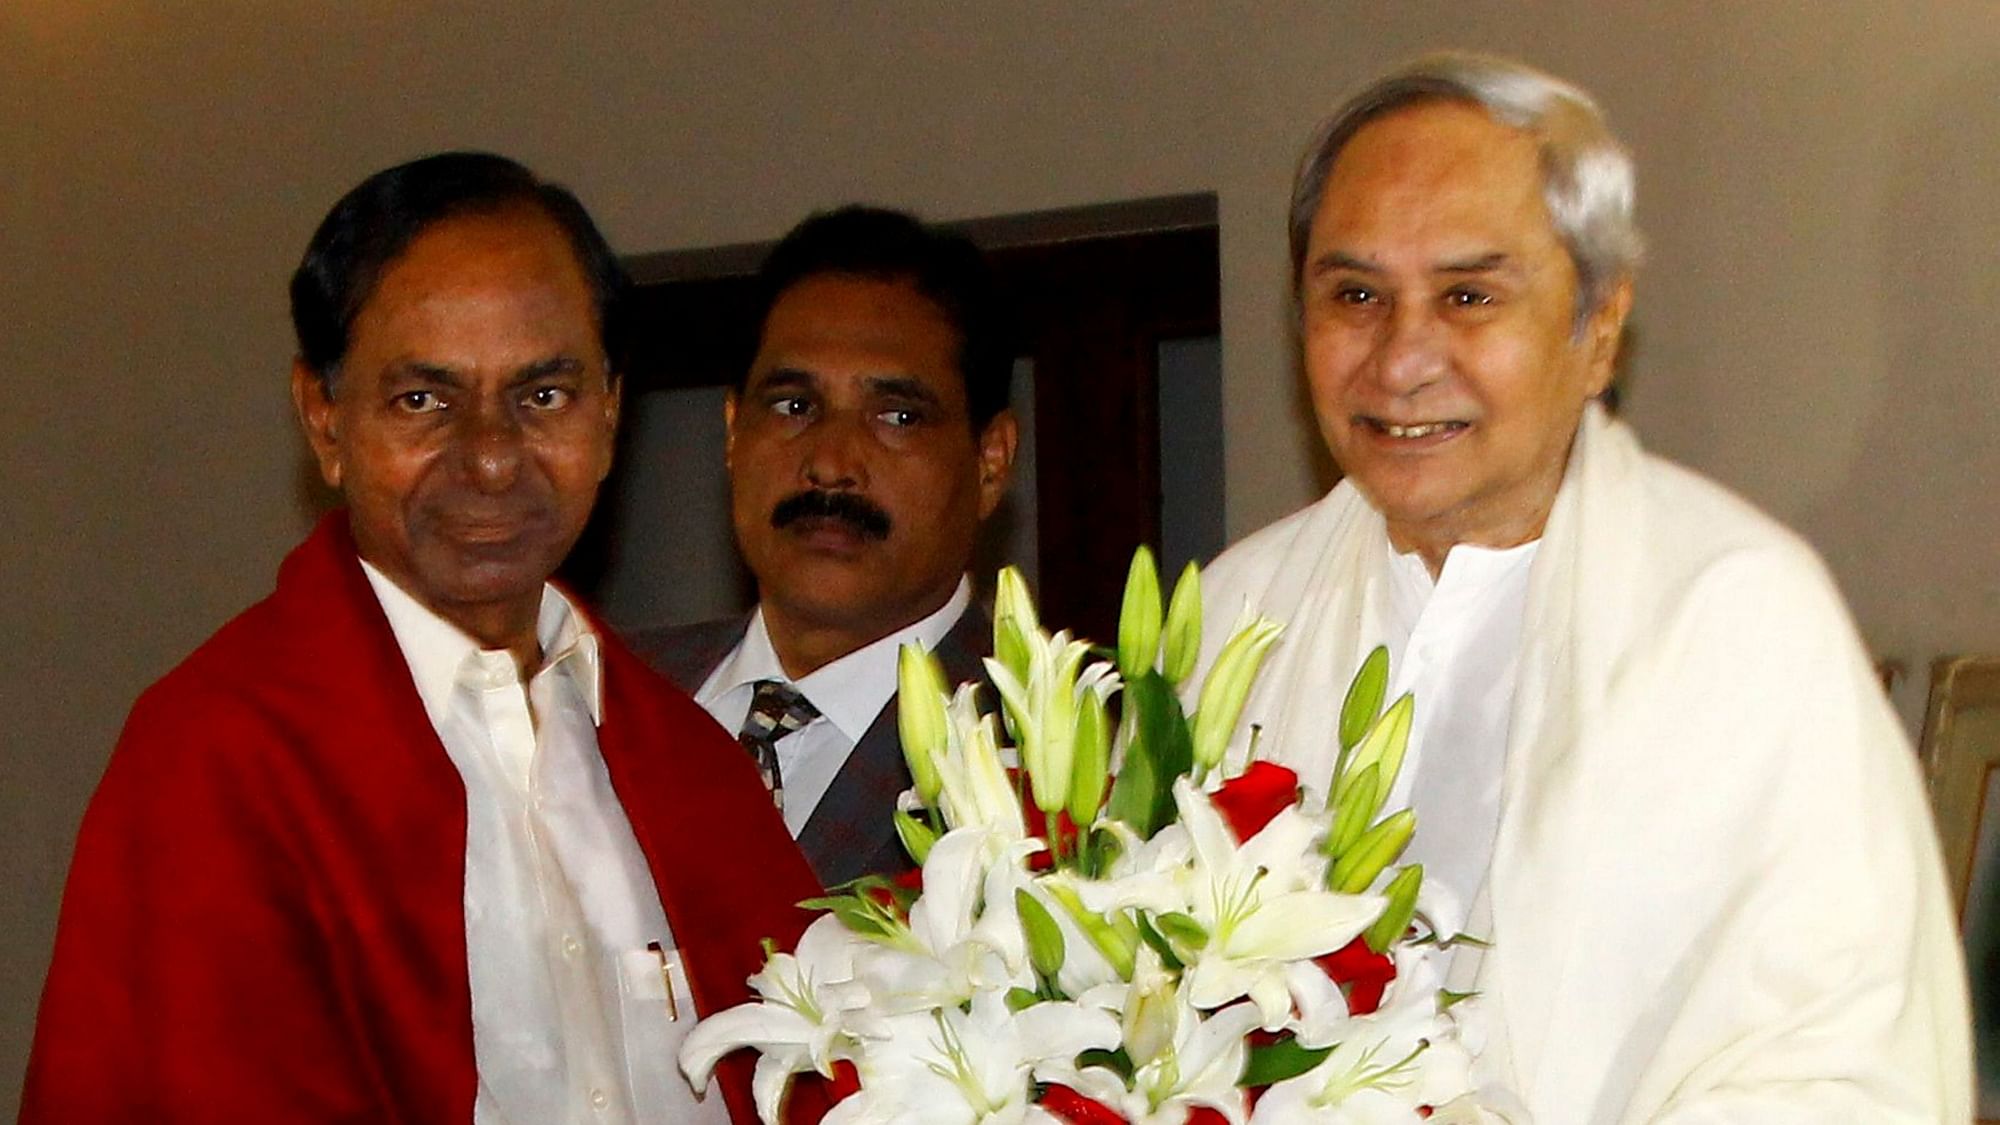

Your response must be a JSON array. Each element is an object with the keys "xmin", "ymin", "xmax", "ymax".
[{"xmin": 24, "ymin": 513, "xmax": 830, "ymax": 1122}]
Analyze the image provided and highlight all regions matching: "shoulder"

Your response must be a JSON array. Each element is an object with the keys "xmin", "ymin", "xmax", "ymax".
[
  {"xmin": 1618, "ymin": 443, "xmax": 1847, "ymax": 635},
  {"xmin": 1201, "ymin": 483, "xmax": 1372, "ymax": 626},
  {"xmin": 622, "ymin": 616, "xmax": 748, "ymax": 692}
]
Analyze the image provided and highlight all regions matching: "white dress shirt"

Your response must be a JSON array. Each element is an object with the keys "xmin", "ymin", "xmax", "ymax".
[
  {"xmin": 695, "ymin": 577, "xmax": 972, "ymax": 835},
  {"xmin": 1374, "ymin": 538, "xmax": 1538, "ymax": 918},
  {"xmin": 362, "ymin": 562, "xmax": 726, "ymax": 1125}
]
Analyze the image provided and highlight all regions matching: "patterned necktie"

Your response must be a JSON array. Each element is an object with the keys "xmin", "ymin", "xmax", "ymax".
[{"xmin": 737, "ymin": 679, "xmax": 820, "ymax": 811}]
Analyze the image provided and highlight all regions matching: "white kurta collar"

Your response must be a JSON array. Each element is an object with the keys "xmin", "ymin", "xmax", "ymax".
[{"xmin": 358, "ymin": 559, "xmax": 603, "ymax": 727}]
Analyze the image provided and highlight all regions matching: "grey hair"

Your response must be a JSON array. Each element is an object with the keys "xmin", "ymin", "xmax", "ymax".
[{"xmin": 1288, "ymin": 51, "xmax": 1643, "ymax": 327}]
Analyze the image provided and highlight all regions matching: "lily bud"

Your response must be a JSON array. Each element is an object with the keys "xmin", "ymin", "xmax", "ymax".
[
  {"xmin": 992, "ymin": 567, "xmax": 1039, "ymax": 679},
  {"xmin": 896, "ymin": 644, "xmax": 949, "ymax": 805},
  {"xmin": 1330, "ymin": 809, "xmax": 1415, "ymax": 894},
  {"xmin": 1117, "ymin": 546, "xmax": 1163, "ymax": 680},
  {"xmin": 1160, "ymin": 562, "xmax": 1203, "ymax": 688},
  {"xmin": 1016, "ymin": 889, "xmax": 1068, "ymax": 980},
  {"xmin": 893, "ymin": 808, "xmax": 938, "ymax": 865},
  {"xmin": 1338, "ymin": 693, "xmax": 1414, "ymax": 821},
  {"xmin": 1121, "ymin": 949, "xmax": 1180, "ymax": 1067},
  {"xmin": 1338, "ymin": 646, "xmax": 1390, "ymax": 757},
  {"xmin": 1364, "ymin": 864, "xmax": 1424, "ymax": 953},
  {"xmin": 1043, "ymin": 880, "xmax": 1138, "ymax": 980},
  {"xmin": 1067, "ymin": 683, "xmax": 1112, "ymax": 827},
  {"xmin": 1323, "ymin": 762, "xmax": 1379, "ymax": 859},
  {"xmin": 1189, "ymin": 615, "xmax": 1284, "ymax": 773}
]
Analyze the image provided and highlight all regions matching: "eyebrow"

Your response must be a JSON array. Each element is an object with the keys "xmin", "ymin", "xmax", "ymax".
[
  {"xmin": 864, "ymin": 375, "xmax": 944, "ymax": 407},
  {"xmin": 1437, "ymin": 252, "xmax": 1511, "ymax": 274},
  {"xmin": 388, "ymin": 361, "xmax": 462, "ymax": 387},
  {"xmin": 747, "ymin": 367, "xmax": 816, "ymax": 395},
  {"xmin": 510, "ymin": 356, "xmax": 585, "ymax": 385},
  {"xmin": 1309, "ymin": 250, "xmax": 1515, "ymax": 278}
]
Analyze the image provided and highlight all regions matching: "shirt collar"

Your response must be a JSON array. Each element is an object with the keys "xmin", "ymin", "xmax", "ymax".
[
  {"xmin": 708, "ymin": 577, "xmax": 972, "ymax": 742},
  {"xmin": 359, "ymin": 558, "xmax": 603, "ymax": 728},
  {"xmin": 1384, "ymin": 537, "xmax": 1540, "ymax": 628}
]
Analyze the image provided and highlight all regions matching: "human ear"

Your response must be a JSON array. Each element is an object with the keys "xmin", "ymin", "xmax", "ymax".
[
  {"xmin": 973, "ymin": 409, "xmax": 1020, "ymax": 520},
  {"xmin": 1582, "ymin": 276, "xmax": 1634, "ymax": 396},
  {"xmin": 291, "ymin": 359, "xmax": 344, "ymax": 489},
  {"xmin": 721, "ymin": 391, "xmax": 739, "ymax": 473}
]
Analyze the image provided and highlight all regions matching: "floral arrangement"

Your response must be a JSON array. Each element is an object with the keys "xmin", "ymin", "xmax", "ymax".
[{"xmin": 680, "ymin": 550, "xmax": 1494, "ymax": 1123}]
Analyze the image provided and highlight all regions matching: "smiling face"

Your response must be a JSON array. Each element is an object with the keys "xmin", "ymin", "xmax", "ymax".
[
  {"xmin": 1299, "ymin": 100, "xmax": 1629, "ymax": 568},
  {"xmin": 292, "ymin": 205, "xmax": 619, "ymax": 651},
  {"xmin": 726, "ymin": 272, "xmax": 1015, "ymax": 675}
]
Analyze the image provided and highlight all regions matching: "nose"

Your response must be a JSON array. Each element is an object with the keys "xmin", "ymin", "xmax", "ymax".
[
  {"xmin": 799, "ymin": 411, "xmax": 867, "ymax": 491},
  {"xmin": 1374, "ymin": 299, "xmax": 1447, "ymax": 397},
  {"xmin": 458, "ymin": 401, "xmax": 524, "ymax": 493}
]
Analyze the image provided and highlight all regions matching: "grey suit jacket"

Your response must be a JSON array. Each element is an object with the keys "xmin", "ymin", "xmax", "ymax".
[{"xmin": 626, "ymin": 607, "xmax": 991, "ymax": 888}]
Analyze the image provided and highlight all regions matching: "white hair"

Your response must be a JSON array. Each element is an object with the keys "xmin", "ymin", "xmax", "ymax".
[{"xmin": 1288, "ymin": 51, "xmax": 1644, "ymax": 327}]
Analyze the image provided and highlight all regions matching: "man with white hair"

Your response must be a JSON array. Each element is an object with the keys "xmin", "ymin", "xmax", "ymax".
[{"xmin": 1201, "ymin": 52, "xmax": 1971, "ymax": 1120}]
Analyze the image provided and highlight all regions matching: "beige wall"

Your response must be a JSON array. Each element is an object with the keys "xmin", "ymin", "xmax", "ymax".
[{"xmin": 5, "ymin": 2, "xmax": 1997, "ymax": 1110}]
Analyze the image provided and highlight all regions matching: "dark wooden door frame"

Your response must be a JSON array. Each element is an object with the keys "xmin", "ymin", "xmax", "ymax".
[{"xmin": 592, "ymin": 194, "xmax": 1220, "ymax": 642}]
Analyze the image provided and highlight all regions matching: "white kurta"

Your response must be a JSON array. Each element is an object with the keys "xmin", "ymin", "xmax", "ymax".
[{"xmin": 1199, "ymin": 404, "xmax": 1971, "ymax": 1122}]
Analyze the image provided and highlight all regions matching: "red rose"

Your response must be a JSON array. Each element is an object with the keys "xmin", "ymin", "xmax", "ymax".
[
  {"xmin": 1040, "ymin": 1084, "xmax": 1126, "ymax": 1124},
  {"xmin": 1314, "ymin": 935, "xmax": 1397, "ymax": 1015},
  {"xmin": 1210, "ymin": 761, "xmax": 1300, "ymax": 842}
]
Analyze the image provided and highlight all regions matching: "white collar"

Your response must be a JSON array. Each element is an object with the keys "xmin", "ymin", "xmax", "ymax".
[
  {"xmin": 359, "ymin": 558, "xmax": 603, "ymax": 728},
  {"xmin": 1387, "ymin": 537, "xmax": 1540, "ymax": 619},
  {"xmin": 711, "ymin": 577, "xmax": 972, "ymax": 742}
]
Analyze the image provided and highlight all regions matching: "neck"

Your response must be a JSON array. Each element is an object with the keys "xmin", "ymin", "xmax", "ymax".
[
  {"xmin": 762, "ymin": 585, "xmax": 957, "ymax": 681},
  {"xmin": 1389, "ymin": 513, "xmax": 1547, "ymax": 581},
  {"xmin": 445, "ymin": 600, "xmax": 546, "ymax": 680}
]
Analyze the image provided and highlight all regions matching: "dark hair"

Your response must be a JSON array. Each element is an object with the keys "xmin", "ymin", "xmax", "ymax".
[
  {"xmin": 750, "ymin": 206, "xmax": 1011, "ymax": 428},
  {"xmin": 289, "ymin": 151, "xmax": 631, "ymax": 388}
]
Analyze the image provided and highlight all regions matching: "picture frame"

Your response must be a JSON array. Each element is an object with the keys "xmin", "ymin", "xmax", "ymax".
[{"xmin": 1920, "ymin": 654, "xmax": 2000, "ymax": 1120}]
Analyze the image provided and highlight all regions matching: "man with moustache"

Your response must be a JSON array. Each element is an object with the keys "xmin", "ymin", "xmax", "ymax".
[
  {"xmin": 1198, "ymin": 54, "xmax": 1970, "ymax": 1120},
  {"xmin": 632, "ymin": 207, "xmax": 1017, "ymax": 888},
  {"xmin": 24, "ymin": 153, "xmax": 821, "ymax": 1123}
]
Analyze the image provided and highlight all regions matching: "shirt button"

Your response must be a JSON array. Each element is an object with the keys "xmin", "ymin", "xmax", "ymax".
[
  {"xmin": 589, "ymin": 1088, "xmax": 609, "ymax": 1110},
  {"xmin": 562, "ymin": 935, "xmax": 581, "ymax": 959}
]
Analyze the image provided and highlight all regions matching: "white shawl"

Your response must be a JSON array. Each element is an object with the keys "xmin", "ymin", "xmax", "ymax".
[{"xmin": 1201, "ymin": 404, "xmax": 1971, "ymax": 1122}]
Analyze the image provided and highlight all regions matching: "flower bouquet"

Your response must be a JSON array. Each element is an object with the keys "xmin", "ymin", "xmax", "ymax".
[{"xmin": 681, "ymin": 549, "xmax": 1496, "ymax": 1123}]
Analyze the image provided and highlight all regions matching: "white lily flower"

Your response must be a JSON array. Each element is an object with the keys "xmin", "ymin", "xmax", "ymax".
[
  {"xmin": 1078, "ymin": 778, "xmax": 1384, "ymax": 1029},
  {"xmin": 1059, "ymin": 953, "xmax": 1263, "ymax": 1125},
  {"xmin": 985, "ymin": 628, "xmax": 1117, "ymax": 817},
  {"xmin": 677, "ymin": 913, "xmax": 875, "ymax": 1123},
  {"xmin": 934, "ymin": 684, "xmax": 1028, "ymax": 840},
  {"xmin": 830, "ymin": 989, "xmax": 1120, "ymax": 1125},
  {"xmin": 1247, "ymin": 994, "xmax": 1479, "ymax": 1125},
  {"xmin": 852, "ymin": 828, "xmax": 1037, "ymax": 1013}
]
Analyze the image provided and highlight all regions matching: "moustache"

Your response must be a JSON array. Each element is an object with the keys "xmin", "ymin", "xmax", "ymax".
[{"xmin": 770, "ymin": 490, "xmax": 892, "ymax": 541}]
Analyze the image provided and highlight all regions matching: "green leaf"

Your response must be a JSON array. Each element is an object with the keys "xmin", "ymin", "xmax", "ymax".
[
  {"xmin": 1006, "ymin": 987, "xmax": 1041, "ymax": 1012},
  {"xmin": 1338, "ymin": 645, "xmax": 1390, "ymax": 756},
  {"xmin": 1074, "ymin": 1047, "xmax": 1135, "ymax": 1081},
  {"xmin": 1105, "ymin": 671, "xmax": 1193, "ymax": 839},
  {"xmin": 894, "ymin": 809, "xmax": 937, "ymax": 866},
  {"xmin": 1438, "ymin": 988, "xmax": 1479, "ymax": 1011},
  {"xmin": 1240, "ymin": 1036, "xmax": 1334, "ymax": 1087}
]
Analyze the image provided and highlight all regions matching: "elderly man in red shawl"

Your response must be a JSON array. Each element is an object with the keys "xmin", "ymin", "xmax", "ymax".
[{"xmin": 24, "ymin": 153, "xmax": 824, "ymax": 1123}]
